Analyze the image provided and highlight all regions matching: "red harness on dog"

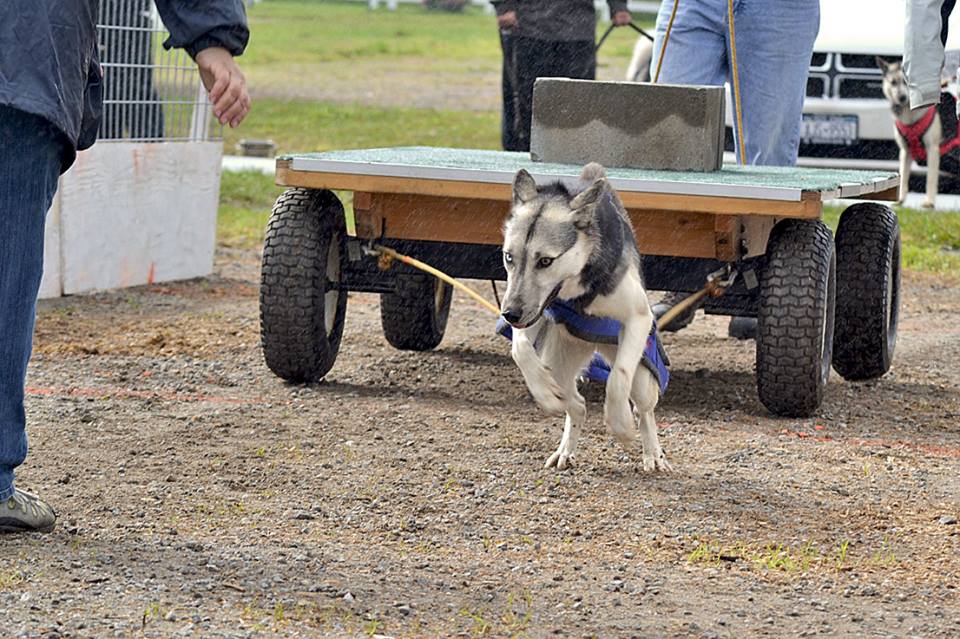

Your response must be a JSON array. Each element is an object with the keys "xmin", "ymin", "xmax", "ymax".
[{"xmin": 896, "ymin": 104, "xmax": 960, "ymax": 162}]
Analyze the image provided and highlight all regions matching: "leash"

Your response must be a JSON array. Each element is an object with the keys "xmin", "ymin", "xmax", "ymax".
[
  {"xmin": 654, "ymin": 0, "xmax": 747, "ymax": 165},
  {"xmin": 596, "ymin": 21, "xmax": 655, "ymax": 53},
  {"xmin": 369, "ymin": 244, "xmax": 737, "ymax": 332}
]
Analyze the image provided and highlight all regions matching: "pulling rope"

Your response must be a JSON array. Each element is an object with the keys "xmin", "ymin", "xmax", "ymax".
[
  {"xmin": 373, "ymin": 244, "xmax": 501, "ymax": 316},
  {"xmin": 653, "ymin": 0, "xmax": 747, "ymax": 165},
  {"xmin": 372, "ymin": 244, "xmax": 735, "ymax": 332},
  {"xmin": 652, "ymin": 0, "xmax": 679, "ymax": 84}
]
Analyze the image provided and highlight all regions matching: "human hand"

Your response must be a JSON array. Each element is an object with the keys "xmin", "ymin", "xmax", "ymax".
[
  {"xmin": 612, "ymin": 10, "xmax": 631, "ymax": 26},
  {"xmin": 195, "ymin": 47, "xmax": 250, "ymax": 128},
  {"xmin": 498, "ymin": 11, "xmax": 518, "ymax": 29}
]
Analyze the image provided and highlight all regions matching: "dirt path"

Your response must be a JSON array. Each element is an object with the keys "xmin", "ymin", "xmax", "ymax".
[{"xmin": 3, "ymin": 249, "xmax": 959, "ymax": 638}]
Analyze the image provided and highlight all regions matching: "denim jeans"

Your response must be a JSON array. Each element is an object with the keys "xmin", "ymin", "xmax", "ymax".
[
  {"xmin": 651, "ymin": 0, "xmax": 820, "ymax": 167},
  {"xmin": 0, "ymin": 105, "xmax": 65, "ymax": 500}
]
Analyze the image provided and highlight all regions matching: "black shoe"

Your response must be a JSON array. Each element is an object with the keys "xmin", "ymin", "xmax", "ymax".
[
  {"xmin": 727, "ymin": 316, "xmax": 757, "ymax": 340},
  {"xmin": 652, "ymin": 292, "xmax": 700, "ymax": 332}
]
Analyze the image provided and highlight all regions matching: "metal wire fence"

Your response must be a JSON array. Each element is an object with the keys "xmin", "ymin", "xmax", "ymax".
[{"xmin": 97, "ymin": 0, "xmax": 216, "ymax": 142}]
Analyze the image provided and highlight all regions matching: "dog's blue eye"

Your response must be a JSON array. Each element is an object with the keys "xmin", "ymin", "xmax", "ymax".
[
  {"xmin": 503, "ymin": 251, "xmax": 513, "ymax": 264},
  {"xmin": 537, "ymin": 257, "xmax": 554, "ymax": 268}
]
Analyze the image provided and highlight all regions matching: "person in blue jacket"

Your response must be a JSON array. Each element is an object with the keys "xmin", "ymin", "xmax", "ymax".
[{"xmin": 0, "ymin": 0, "xmax": 251, "ymax": 533}]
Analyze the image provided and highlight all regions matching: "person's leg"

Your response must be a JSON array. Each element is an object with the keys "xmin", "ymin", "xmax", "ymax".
[
  {"xmin": 553, "ymin": 39, "xmax": 597, "ymax": 81},
  {"xmin": 513, "ymin": 36, "xmax": 546, "ymax": 153},
  {"xmin": 726, "ymin": 0, "xmax": 820, "ymax": 166},
  {"xmin": 0, "ymin": 106, "xmax": 64, "ymax": 509},
  {"xmin": 648, "ymin": 0, "xmax": 730, "ymax": 331},
  {"xmin": 651, "ymin": 0, "xmax": 728, "ymax": 86},
  {"xmin": 499, "ymin": 30, "xmax": 522, "ymax": 151}
]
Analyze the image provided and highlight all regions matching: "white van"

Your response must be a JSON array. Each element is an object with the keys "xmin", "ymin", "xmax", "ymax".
[{"xmin": 793, "ymin": 0, "xmax": 960, "ymax": 171}]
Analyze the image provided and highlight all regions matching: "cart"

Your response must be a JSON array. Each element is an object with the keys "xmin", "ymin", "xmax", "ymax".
[{"xmin": 262, "ymin": 146, "xmax": 901, "ymax": 417}]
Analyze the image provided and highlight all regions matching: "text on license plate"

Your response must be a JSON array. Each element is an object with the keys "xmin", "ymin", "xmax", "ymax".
[{"xmin": 801, "ymin": 115, "xmax": 858, "ymax": 145}]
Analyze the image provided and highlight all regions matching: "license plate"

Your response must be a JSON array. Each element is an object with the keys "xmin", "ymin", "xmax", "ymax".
[{"xmin": 801, "ymin": 114, "xmax": 858, "ymax": 145}]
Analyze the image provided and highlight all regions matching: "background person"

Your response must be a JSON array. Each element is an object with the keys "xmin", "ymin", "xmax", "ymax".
[
  {"xmin": 0, "ymin": 0, "xmax": 251, "ymax": 534},
  {"xmin": 492, "ymin": 0, "xmax": 632, "ymax": 152},
  {"xmin": 904, "ymin": 0, "xmax": 957, "ymax": 113}
]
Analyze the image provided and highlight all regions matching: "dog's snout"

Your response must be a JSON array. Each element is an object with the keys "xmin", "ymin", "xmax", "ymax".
[{"xmin": 501, "ymin": 308, "xmax": 523, "ymax": 325}]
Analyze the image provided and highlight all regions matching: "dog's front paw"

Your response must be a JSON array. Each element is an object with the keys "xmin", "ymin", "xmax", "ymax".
[
  {"xmin": 530, "ymin": 380, "xmax": 566, "ymax": 416},
  {"xmin": 642, "ymin": 450, "xmax": 672, "ymax": 473},
  {"xmin": 922, "ymin": 197, "xmax": 936, "ymax": 209},
  {"xmin": 544, "ymin": 444, "xmax": 575, "ymax": 471}
]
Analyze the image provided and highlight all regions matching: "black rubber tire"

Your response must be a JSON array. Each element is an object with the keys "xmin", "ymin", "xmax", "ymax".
[
  {"xmin": 832, "ymin": 203, "xmax": 901, "ymax": 381},
  {"xmin": 380, "ymin": 270, "xmax": 453, "ymax": 351},
  {"xmin": 260, "ymin": 188, "xmax": 347, "ymax": 382},
  {"xmin": 756, "ymin": 219, "xmax": 836, "ymax": 417}
]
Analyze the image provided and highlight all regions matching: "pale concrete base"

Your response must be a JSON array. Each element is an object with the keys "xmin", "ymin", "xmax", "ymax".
[
  {"xmin": 530, "ymin": 79, "xmax": 726, "ymax": 172},
  {"xmin": 39, "ymin": 141, "xmax": 223, "ymax": 298}
]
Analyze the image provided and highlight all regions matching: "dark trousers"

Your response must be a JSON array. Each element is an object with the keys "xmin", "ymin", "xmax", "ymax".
[
  {"xmin": 0, "ymin": 106, "xmax": 64, "ymax": 499},
  {"xmin": 500, "ymin": 36, "xmax": 596, "ymax": 152}
]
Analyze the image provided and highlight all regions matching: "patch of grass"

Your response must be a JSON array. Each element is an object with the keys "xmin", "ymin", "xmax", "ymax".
[
  {"xmin": 242, "ymin": 0, "xmax": 646, "ymax": 68},
  {"xmin": 218, "ymin": 170, "xmax": 283, "ymax": 248},
  {"xmin": 0, "ymin": 570, "xmax": 26, "ymax": 590},
  {"xmin": 823, "ymin": 204, "xmax": 960, "ymax": 278},
  {"xmin": 222, "ymin": 99, "xmax": 501, "ymax": 156}
]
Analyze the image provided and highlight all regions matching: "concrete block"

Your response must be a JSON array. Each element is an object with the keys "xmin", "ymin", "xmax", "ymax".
[{"xmin": 530, "ymin": 79, "xmax": 726, "ymax": 172}]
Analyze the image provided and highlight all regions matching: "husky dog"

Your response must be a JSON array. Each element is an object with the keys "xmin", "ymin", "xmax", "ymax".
[
  {"xmin": 500, "ymin": 164, "xmax": 670, "ymax": 472},
  {"xmin": 879, "ymin": 57, "xmax": 944, "ymax": 208}
]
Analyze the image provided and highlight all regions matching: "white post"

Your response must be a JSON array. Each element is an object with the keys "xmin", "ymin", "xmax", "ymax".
[{"xmin": 189, "ymin": 80, "xmax": 212, "ymax": 141}]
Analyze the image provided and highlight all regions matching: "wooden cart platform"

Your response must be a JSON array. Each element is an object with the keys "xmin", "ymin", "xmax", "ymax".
[{"xmin": 277, "ymin": 146, "xmax": 899, "ymax": 261}]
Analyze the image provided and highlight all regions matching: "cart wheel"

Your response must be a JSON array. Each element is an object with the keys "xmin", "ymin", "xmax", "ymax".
[
  {"xmin": 832, "ymin": 203, "xmax": 901, "ymax": 381},
  {"xmin": 260, "ymin": 188, "xmax": 347, "ymax": 382},
  {"xmin": 380, "ymin": 271, "xmax": 453, "ymax": 351},
  {"xmin": 756, "ymin": 219, "xmax": 836, "ymax": 417}
]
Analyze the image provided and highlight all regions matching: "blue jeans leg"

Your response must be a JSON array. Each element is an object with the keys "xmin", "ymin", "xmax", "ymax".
[
  {"xmin": 651, "ymin": 0, "xmax": 819, "ymax": 167},
  {"xmin": 731, "ymin": 0, "xmax": 820, "ymax": 166},
  {"xmin": 0, "ymin": 106, "xmax": 65, "ymax": 500}
]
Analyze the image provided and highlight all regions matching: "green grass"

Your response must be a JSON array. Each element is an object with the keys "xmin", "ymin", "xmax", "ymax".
[
  {"xmin": 242, "ymin": 0, "xmax": 645, "ymax": 68},
  {"xmin": 218, "ymin": 170, "xmax": 283, "ymax": 248},
  {"xmin": 824, "ymin": 205, "xmax": 960, "ymax": 277},
  {"xmin": 221, "ymin": 99, "xmax": 501, "ymax": 156}
]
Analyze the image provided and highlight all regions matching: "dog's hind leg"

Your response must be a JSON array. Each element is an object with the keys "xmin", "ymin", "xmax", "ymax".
[
  {"xmin": 631, "ymin": 369, "xmax": 671, "ymax": 472},
  {"xmin": 539, "ymin": 329, "xmax": 595, "ymax": 470}
]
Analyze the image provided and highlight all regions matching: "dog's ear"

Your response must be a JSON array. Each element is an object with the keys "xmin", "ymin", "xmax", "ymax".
[
  {"xmin": 569, "ymin": 178, "xmax": 606, "ymax": 230},
  {"xmin": 512, "ymin": 169, "xmax": 538, "ymax": 204},
  {"xmin": 876, "ymin": 56, "xmax": 891, "ymax": 72}
]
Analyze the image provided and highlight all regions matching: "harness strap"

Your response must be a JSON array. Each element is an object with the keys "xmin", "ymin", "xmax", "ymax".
[
  {"xmin": 495, "ymin": 300, "xmax": 670, "ymax": 395},
  {"xmin": 896, "ymin": 105, "xmax": 936, "ymax": 163}
]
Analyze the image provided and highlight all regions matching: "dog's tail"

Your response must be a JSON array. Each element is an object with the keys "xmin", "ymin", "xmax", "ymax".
[{"xmin": 580, "ymin": 162, "xmax": 606, "ymax": 183}]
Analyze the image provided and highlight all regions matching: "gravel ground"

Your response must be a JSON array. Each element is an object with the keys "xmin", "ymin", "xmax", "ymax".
[{"xmin": 2, "ymin": 247, "xmax": 959, "ymax": 639}]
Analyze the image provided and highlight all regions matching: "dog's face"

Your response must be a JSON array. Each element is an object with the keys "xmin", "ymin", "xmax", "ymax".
[
  {"xmin": 877, "ymin": 57, "xmax": 909, "ymax": 111},
  {"xmin": 499, "ymin": 169, "xmax": 603, "ymax": 328}
]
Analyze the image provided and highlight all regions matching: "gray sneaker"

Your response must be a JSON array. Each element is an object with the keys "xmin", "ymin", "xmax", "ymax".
[{"xmin": 0, "ymin": 489, "xmax": 56, "ymax": 533}]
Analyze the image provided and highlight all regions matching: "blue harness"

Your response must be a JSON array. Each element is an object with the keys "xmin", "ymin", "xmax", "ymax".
[{"xmin": 496, "ymin": 299, "xmax": 670, "ymax": 395}]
